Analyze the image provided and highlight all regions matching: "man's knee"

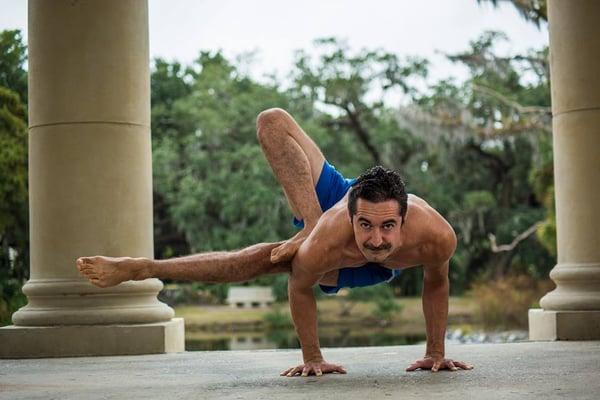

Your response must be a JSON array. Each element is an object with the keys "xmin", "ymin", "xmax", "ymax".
[{"xmin": 256, "ymin": 108, "xmax": 291, "ymax": 142}]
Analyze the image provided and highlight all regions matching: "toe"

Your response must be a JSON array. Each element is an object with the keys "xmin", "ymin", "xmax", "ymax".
[
  {"xmin": 91, "ymin": 278, "xmax": 107, "ymax": 288},
  {"xmin": 80, "ymin": 257, "xmax": 92, "ymax": 266}
]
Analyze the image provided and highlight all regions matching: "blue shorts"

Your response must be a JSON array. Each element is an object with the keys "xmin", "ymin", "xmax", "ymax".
[{"xmin": 292, "ymin": 160, "xmax": 402, "ymax": 295}]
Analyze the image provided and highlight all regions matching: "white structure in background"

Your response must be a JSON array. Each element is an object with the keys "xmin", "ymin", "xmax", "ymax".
[
  {"xmin": 229, "ymin": 335, "xmax": 276, "ymax": 351},
  {"xmin": 227, "ymin": 287, "xmax": 274, "ymax": 308}
]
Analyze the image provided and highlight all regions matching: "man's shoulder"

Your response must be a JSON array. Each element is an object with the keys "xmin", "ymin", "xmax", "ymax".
[
  {"xmin": 293, "ymin": 207, "xmax": 353, "ymax": 274},
  {"xmin": 406, "ymin": 195, "xmax": 457, "ymax": 261}
]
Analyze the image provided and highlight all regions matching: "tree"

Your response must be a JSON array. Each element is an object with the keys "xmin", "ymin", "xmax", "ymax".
[
  {"xmin": 0, "ymin": 30, "xmax": 27, "ymax": 103},
  {"xmin": 289, "ymin": 37, "xmax": 427, "ymax": 171},
  {"xmin": 477, "ymin": 0, "xmax": 547, "ymax": 28},
  {"xmin": 148, "ymin": 32, "xmax": 554, "ymax": 298},
  {"xmin": 403, "ymin": 31, "xmax": 553, "ymax": 284},
  {"xmin": 0, "ymin": 30, "xmax": 28, "ymax": 324}
]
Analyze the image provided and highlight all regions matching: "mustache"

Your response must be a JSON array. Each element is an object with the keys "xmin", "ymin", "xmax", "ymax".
[{"xmin": 363, "ymin": 242, "xmax": 392, "ymax": 251}]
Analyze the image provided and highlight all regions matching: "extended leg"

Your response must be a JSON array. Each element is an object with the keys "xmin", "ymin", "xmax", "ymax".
[{"xmin": 77, "ymin": 242, "xmax": 290, "ymax": 288}]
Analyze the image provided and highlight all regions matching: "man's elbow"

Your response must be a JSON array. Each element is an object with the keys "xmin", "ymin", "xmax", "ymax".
[
  {"xmin": 424, "ymin": 275, "xmax": 449, "ymax": 288},
  {"xmin": 423, "ymin": 262, "xmax": 450, "ymax": 287}
]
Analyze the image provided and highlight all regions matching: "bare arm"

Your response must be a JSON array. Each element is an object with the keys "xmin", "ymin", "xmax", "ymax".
[
  {"xmin": 288, "ymin": 260, "xmax": 323, "ymax": 363},
  {"xmin": 288, "ymin": 231, "xmax": 335, "ymax": 363},
  {"xmin": 406, "ymin": 222, "xmax": 472, "ymax": 373},
  {"xmin": 283, "ymin": 265, "xmax": 346, "ymax": 376},
  {"xmin": 407, "ymin": 258, "xmax": 473, "ymax": 373},
  {"xmin": 282, "ymin": 220, "xmax": 348, "ymax": 377},
  {"xmin": 422, "ymin": 260, "xmax": 449, "ymax": 358}
]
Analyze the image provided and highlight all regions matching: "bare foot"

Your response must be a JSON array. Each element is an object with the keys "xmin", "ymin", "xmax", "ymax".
[{"xmin": 76, "ymin": 256, "xmax": 151, "ymax": 288}]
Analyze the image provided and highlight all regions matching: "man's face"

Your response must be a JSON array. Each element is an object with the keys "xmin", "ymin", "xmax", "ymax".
[{"xmin": 351, "ymin": 198, "xmax": 403, "ymax": 263}]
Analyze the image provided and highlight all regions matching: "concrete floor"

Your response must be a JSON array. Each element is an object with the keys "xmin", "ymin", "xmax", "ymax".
[{"xmin": 1, "ymin": 341, "xmax": 599, "ymax": 400}]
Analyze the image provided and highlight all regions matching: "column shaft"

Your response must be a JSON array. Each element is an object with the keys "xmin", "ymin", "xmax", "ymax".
[
  {"xmin": 529, "ymin": 0, "xmax": 600, "ymax": 340},
  {"xmin": 12, "ymin": 0, "xmax": 174, "ymax": 326}
]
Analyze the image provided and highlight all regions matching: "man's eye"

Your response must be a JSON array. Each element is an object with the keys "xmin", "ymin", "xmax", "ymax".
[
  {"xmin": 360, "ymin": 223, "xmax": 371, "ymax": 229},
  {"xmin": 383, "ymin": 224, "xmax": 395, "ymax": 230}
]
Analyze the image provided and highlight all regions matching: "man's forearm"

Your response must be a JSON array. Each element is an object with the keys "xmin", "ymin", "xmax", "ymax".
[
  {"xmin": 288, "ymin": 281, "xmax": 323, "ymax": 363},
  {"xmin": 422, "ymin": 276, "xmax": 449, "ymax": 357}
]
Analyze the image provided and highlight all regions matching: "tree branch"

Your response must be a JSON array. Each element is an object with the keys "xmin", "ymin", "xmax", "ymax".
[
  {"xmin": 342, "ymin": 104, "xmax": 382, "ymax": 164},
  {"xmin": 472, "ymin": 83, "xmax": 550, "ymax": 115},
  {"xmin": 488, "ymin": 221, "xmax": 544, "ymax": 252}
]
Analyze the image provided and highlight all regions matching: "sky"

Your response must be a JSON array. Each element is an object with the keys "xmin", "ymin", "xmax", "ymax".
[{"xmin": 1, "ymin": 0, "xmax": 548, "ymax": 85}]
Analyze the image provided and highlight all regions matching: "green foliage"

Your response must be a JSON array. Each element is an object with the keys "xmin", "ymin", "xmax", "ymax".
[
  {"xmin": 468, "ymin": 273, "xmax": 554, "ymax": 329},
  {"xmin": 0, "ymin": 6, "xmax": 557, "ymax": 330},
  {"xmin": 0, "ymin": 30, "xmax": 28, "ymax": 325},
  {"xmin": 149, "ymin": 31, "xmax": 554, "ymax": 298},
  {"xmin": 258, "ymin": 274, "xmax": 289, "ymax": 302},
  {"xmin": 151, "ymin": 51, "xmax": 300, "ymax": 257},
  {"xmin": 262, "ymin": 306, "xmax": 293, "ymax": 329},
  {"xmin": 464, "ymin": 190, "xmax": 496, "ymax": 211},
  {"xmin": 159, "ymin": 283, "xmax": 230, "ymax": 306},
  {"xmin": 289, "ymin": 37, "xmax": 427, "ymax": 170},
  {"xmin": 477, "ymin": 0, "xmax": 547, "ymax": 28},
  {"xmin": 0, "ymin": 30, "xmax": 27, "ymax": 103},
  {"xmin": 0, "ymin": 86, "xmax": 27, "ymax": 236},
  {"xmin": 339, "ymin": 284, "xmax": 402, "ymax": 322},
  {"xmin": 409, "ymin": 30, "xmax": 553, "ymax": 291},
  {"xmin": 373, "ymin": 295, "xmax": 404, "ymax": 323}
]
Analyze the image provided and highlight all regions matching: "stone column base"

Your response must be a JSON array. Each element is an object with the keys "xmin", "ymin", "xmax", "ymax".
[
  {"xmin": 528, "ymin": 309, "xmax": 600, "ymax": 340},
  {"xmin": 0, "ymin": 318, "xmax": 185, "ymax": 358}
]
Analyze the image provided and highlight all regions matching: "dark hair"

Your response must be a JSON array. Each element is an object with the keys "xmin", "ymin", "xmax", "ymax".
[{"xmin": 348, "ymin": 166, "xmax": 408, "ymax": 225}]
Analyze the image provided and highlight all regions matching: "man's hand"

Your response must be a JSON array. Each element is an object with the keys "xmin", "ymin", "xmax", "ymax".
[
  {"xmin": 406, "ymin": 356, "xmax": 473, "ymax": 372},
  {"xmin": 280, "ymin": 360, "xmax": 347, "ymax": 377},
  {"xmin": 270, "ymin": 224, "xmax": 315, "ymax": 263},
  {"xmin": 270, "ymin": 237, "xmax": 304, "ymax": 263}
]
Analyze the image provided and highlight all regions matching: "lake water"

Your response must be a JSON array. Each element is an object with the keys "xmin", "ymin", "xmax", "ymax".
[{"xmin": 185, "ymin": 326, "xmax": 528, "ymax": 351}]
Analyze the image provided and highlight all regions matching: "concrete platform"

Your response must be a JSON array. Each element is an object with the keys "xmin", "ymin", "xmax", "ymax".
[{"xmin": 0, "ymin": 341, "xmax": 599, "ymax": 399}]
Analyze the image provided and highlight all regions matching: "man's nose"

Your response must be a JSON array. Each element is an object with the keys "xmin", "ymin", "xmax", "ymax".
[{"xmin": 370, "ymin": 230, "xmax": 383, "ymax": 246}]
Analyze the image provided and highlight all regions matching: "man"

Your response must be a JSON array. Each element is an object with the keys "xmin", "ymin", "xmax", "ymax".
[{"xmin": 77, "ymin": 108, "xmax": 474, "ymax": 376}]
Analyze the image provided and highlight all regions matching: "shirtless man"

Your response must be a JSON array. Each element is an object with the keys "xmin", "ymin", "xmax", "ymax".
[{"xmin": 77, "ymin": 108, "xmax": 473, "ymax": 376}]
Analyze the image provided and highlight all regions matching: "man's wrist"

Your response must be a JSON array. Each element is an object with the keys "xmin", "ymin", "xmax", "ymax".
[
  {"xmin": 425, "ymin": 350, "xmax": 444, "ymax": 358},
  {"xmin": 302, "ymin": 348, "xmax": 324, "ymax": 364},
  {"xmin": 303, "ymin": 354, "xmax": 324, "ymax": 364}
]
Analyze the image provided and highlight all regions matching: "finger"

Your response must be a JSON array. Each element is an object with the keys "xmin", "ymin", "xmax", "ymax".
[
  {"xmin": 334, "ymin": 365, "xmax": 347, "ymax": 374},
  {"xmin": 270, "ymin": 249, "xmax": 279, "ymax": 263},
  {"xmin": 455, "ymin": 361, "xmax": 474, "ymax": 370},
  {"xmin": 448, "ymin": 360, "xmax": 458, "ymax": 371},
  {"xmin": 280, "ymin": 367, "xmax": 293, "ymax": 376},
  {"xmin": 315, "ymin": 368, "xmax": 322, "ymax": 377},
  {"xmin": 286, "ymin": 367, "xmax": 300, "ymax": 377},
  {"xmin": 80, "ymin": 257, "xmax": 92, "ymax": 266},
  {"xmin": 90, "ymin": 278, "xmax": 105, "ymax": 288},
  {"xmin": 431, "ymin": 360, "xmax": 442, "ymax": 372},
  {"xmin": 301, "ymin": 367, "xmax": 310, "ymax": 377},
  {"xmin": 406, "ymin": 363, "xmax": 419, "ymax": 371}
]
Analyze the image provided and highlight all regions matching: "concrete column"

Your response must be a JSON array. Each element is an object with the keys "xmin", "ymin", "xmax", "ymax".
[
  {"xmin": 529, "ymin": 0, "xmax": 600, "ymax": 340},
  {"xmin": 0, "ymin": 0, "xmax": 184, "ymax": 357}
]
